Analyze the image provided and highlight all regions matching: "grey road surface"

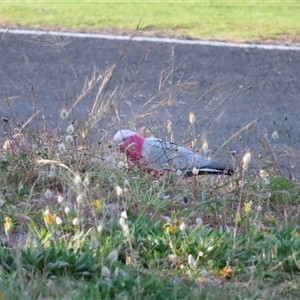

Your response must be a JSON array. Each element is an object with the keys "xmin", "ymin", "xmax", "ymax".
[{"xmin": 0, "ymin": 30, "xmax": 300, "ymax": 174}]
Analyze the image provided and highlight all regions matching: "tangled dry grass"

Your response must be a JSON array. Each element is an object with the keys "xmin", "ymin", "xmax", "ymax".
[{"xmin": 0, "ymin": 32, "xmax": 300, "ymax": 299}]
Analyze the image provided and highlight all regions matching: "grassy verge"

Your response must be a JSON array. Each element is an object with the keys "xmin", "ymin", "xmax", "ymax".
[
  {"xmin": 0, "ymin": 33, "xmax": 300, "ymax": 299},
  {"xmin": 0, "ymin": 1, "xmax": 300, "ymax": 43}
]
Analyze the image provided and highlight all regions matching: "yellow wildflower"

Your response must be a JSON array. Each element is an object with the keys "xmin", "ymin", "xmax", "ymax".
[
  {"xmin": 291, "ymin": 230, "xmax": 299, "ymax": 238},
  {"xmin": 244, "ymin": 202, "xmax": 251, "ymax": 214},
  {"xmin": 164, "ymin": 222, "xmax": 176, "ymax": 235},
  {"xmin": 4, "ymin": 216, "xmax": 13, "ymax": 236},
  {"xmin": 92, "ymin": 199, "xmax": 102, "ymax": 210},
  {"xmin": 220, "ymin": 266, "xmax": 232, "ymax": 278},
  {"xmin": 44, "ymin": 213, "xmax": 56, "ymax": 226}
]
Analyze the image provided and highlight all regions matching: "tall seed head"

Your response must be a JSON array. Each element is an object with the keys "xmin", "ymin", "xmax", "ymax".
[
  {"xmin": 189, "ymin": 111, "xmax": 195, "ymax": 124},
  {"xmin": 272, "ymin": 131, "xmax": 278, "ymax": 140},
  {"xmin": 60, "ymin": 109, "xmax": 68, "ymax": 120},
  {"xmin": 242, "ymin": 152, "xmax": 251, "ymax": 170}
]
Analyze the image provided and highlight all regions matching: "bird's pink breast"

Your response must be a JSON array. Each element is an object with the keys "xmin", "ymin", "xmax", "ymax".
[{"xmin": 120, "ymin": 134, "xmax": 144, "ymax": 163}]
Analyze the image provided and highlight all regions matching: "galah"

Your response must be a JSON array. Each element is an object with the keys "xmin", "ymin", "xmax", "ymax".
[{"xmin": 113, "ymin": 130, "xmax": 234, "ymax": 176}]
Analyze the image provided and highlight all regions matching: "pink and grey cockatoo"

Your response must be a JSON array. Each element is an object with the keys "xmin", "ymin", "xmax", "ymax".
[{"xmin": 114, "ymin": 130, "xmax": 234, "ymax": 176}]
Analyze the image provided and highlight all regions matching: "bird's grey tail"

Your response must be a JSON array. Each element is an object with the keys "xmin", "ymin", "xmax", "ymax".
[{"xmin": 186, "ymin": 161, "xmax": 234, "ymax": 176}]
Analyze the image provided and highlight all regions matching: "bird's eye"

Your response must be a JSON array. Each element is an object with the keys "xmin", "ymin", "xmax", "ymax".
[{"xmin": 122, "ymin": 137, "xmax": 127, "ymax": 141}]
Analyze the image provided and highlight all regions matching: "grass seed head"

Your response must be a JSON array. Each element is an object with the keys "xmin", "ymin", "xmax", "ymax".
[
  {"xmin": 101, "ymin": 266, "xmax": 111, "ymax": 278},
  {"xmin": 58, "ymin": 143, "xmax": 66, "ymax": 153},
  {"xmin": 60, "ymin": 109, "xmax": 68, "ymax": 120},
  {"xmin": 65, "ymin": 135, "xmax": 73, "ymax": 143},
  {"xmin": 67, "ymin": 124, "xmax": 74, "ymax": 134},
  {"xmin": 192, "ymin": 167, "xmax": 199, "ymax": 175},
  {"xmin": 57, "ymin": 195, "xmax": 63, "ymax": 203},
  {"xmin": 64, "ymin": 206, "xmax": 71, "ymax": 214},
  {"xmin": 189, "ymin": 111, "xmax": 195, "ymax": 124},
  {"xmin": 49, "ymin": 164, "xmax": 56, "ymax": 178},
  {"xmin": 115, "ymin": 186, "xmax": 123, "ymax": 196},
  {"xmin": 108, "ymin": 249, "xmax": 119, "ymax": 262},
  {"xmin": 242, "ymin": 152, "xmax": 251, "ymax": 170},
  {"xmin": 202, "ymin": 142, "xmax": 208, "ymax": 152},
  {"xmin": 45, "ymin": 189, "xmax": 53, "ymax": 199},
  {"xmin": 90, "ymin": 236, "xmax": 99, "ymax": 249},
  {"xmin": 83, "ymin": 176, "xmax": 89, "ymax": 186},
  {"xmin": 72, "ymin": 218, "xmax": 79, "ymax": 226},
  {"xmin": 188, "ymin": 254, "xmax": 196, "ymax": 269},
  {"xmin": 56, "ymin": 216, "xmax": 63, "ymax": 225},
  {"xmin": 272, "ymin": 131, "xmax": 278, "ymax": 140}
]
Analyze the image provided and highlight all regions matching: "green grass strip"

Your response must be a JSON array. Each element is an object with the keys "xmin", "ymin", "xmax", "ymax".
[{"xmin": 0, "ymin": 1, "xmax": 300, "ymax": 42}]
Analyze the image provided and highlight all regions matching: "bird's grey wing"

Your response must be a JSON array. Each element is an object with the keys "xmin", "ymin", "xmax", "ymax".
[
  {"xmin": 141, "ymin": 138, "xmax": 209, "ymax": 171},
  {"xmin": 172, "ymin": 147, "xmax": 211, "ymax": 171},
  {"xmin": 141, "ymin": 138, "xmax": 182, "ymax": 170},
  {"xmin": 141, "ymin": 138, "xmax": 233, "ymax": 175}
]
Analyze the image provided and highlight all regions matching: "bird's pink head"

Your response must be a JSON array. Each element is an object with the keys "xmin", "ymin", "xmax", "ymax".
[{"xmin": 113, "ymin": 130, "xmax": 145, "ymax": 163}]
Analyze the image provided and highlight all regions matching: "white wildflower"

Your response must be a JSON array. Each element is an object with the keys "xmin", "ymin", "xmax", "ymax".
[
  {"xmin": 179, "ymin": 222, "xmax": 186, "ymax": 231},
  {"xmin": 198, "ymin": 251, "xmax": 204, "ymax": 257},
  {"xmin": 45, "ymin": 189, "xmax": 52, "ymax": 199},
  {"xmin": 67, "ymin": 124, "xmax": 74, "ymax": 134},
  {"xmin": 64, "ymin": 206, "xmax": 71, "ymax": 214},
  {"xmin": 76, "ymin": 194, "xmax": 83, "ymax": 203},
  {"xmin": 56, "ymin": 216, "xmax": 63, "ymax": 225},
  {"xmin": 72, "ymin": 218, "xmax": 79, "ymax": 226},
  {"xmin": 207, "ymin": 246, "xmax": 214, "ymax": 252},
  {"xmin": 257, "ymin": 205, "xmax": 262, "ymax": 212},
  {"xmin": 115, "ymin": 186, "xmax": 123, "ymax": 196}
]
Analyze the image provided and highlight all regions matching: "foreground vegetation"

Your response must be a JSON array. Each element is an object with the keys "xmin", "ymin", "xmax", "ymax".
[
  {"xmin": 0, "ymin": 0, "xmax": 300, "ymax": 43},
  {"xmin": 0, "ymin": 32, "xmax": 300, "ymax": 299}
]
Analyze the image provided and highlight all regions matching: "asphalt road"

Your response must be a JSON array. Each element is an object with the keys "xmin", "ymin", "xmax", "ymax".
[{"xmin": 1, "ymin": 30, "xmax": 300, "ymax": 173}]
